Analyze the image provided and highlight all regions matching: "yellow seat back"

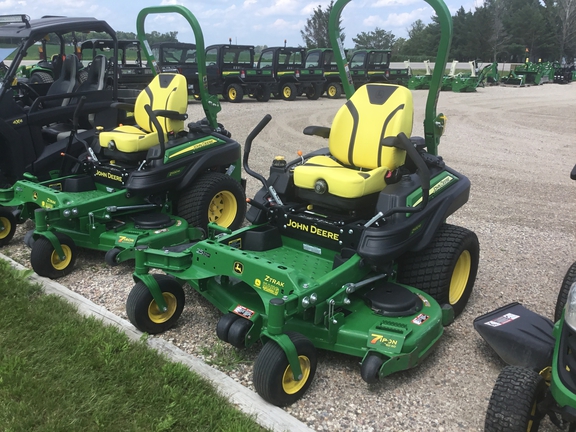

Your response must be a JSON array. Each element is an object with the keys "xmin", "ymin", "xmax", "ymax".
[
  {"xmin": 134, "ymin": 73, "xmax": 188, "ymax": 134},
  {"xmin": 329, "ymin": 84, "xmax": 413, "ymax": 170}
]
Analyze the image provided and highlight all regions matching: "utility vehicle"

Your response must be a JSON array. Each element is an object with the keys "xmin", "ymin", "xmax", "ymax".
[
  {"xmin": 349, "ymin": 49, "xmax": 411, "ymax": 88},
  {"xmin": 79, "ymin": 39, "xmax": 153, "ymax": 92},
  {"xmin": 257, "ymin": 46, "xmax": 325, "ymax": 100},
  {"xmin": 205, "ymin": 44, "xmax": 274, "ymax": 103},
  {"xmin": 125, "ymin": 0, "xmax": 479, "ymax": 407},
  {"xmin": 152, "ymin": 42, "xmax": 198, "ymax": 95},
  {"xmin": 0, "ymin": 14, "xmax": 120, "ymax": 186},
  {"xmin": 304, "ymin": 48, "xmax": 345, "ymax": 98},
  {"xmin": 0, "ymin": 6, "xmax": 246, "ymax": 278},
  {"xmin": 477, "ymin": 165, "xmax": 576, "ymax": 432}
]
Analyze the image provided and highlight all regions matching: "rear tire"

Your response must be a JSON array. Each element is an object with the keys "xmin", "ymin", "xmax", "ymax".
[
  {"xmin": 397, "ymin": 224, "xmax": 479, "ymax": 317},
  {"xmin": 256, "ymin": 85, "xmax": 270, "ymax": 102},
  {"xmin": 485, "ymin": 365, "xmax": 546, "ymax": 432},
  {"xmin": 176, "ymin": 172, "xmax": 246, "ymax": 231},
  {"xmin": 30, "ymin": 233, "xmax": 77, "ymax": 279},
  {"xmin": 126, "ymin": 275, "xmax": 184, "ymax": 334},
  {"xmin": 29, "ymin": 71, "xmax": 53, "ymax": 84},
  {"xmin": 306, "ymin": 83, "xmax": 323, "ymax": 100},
  {"xmin": 326, "ymin": 82, "xmax": 341, "ymax": 99},
  {"xmin": 281, "ymin": 83, "xmax": 297, "ymax": 101},
  {"xmin": 226, "ymin": 83, "xmax": 243, "ymax": 103},
  {"xmin": 556, "ymin": 261, "xmax": 576, "ymax": 322}
]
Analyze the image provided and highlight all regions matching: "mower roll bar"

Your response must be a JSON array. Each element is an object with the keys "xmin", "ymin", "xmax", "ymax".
[
  {"xmin": 136, "ymin": 5, "xmax": 221, "ymax": 130},
  {"xmin": 329, "ymin": 0, "xmax": 453, "ymax": 156}
]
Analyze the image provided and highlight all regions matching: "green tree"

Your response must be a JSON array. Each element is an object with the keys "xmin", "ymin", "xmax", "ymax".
[
  {"xmin": 301, "ymin": 1, "xmax": 345, "ymax": 48},
  {"xmin": 352, "ymin": 27, "xmax": 396, "ymax": 49}
]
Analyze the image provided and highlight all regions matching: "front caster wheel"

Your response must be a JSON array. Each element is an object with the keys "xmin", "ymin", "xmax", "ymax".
[
  {"xmin": 253, "ymin": 332, "xmax": 317, "ymax": 406},
  {"xmin": 30, "ymin": 233, "xmax": 76, "ymax": 279},
  {"xmin": 126, "ymin": 275, "xmax": 185, "ymax": 334},
  {"xmin": 360, "ymin": 353, "xmax": 384, "ymax": 384},
  {"xmin": 0, "ymin": 208, "xmax": 16, "ymax": 246},
  {"xmin": 216, "ymin": 312, "xmax": 240, "ymax": 342}
]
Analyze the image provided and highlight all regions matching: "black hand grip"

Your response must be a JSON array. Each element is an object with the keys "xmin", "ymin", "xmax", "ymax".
[
  {"xmin": 243, "ymin": 115, "xmax": 272, "ymax": 189},
  {"xmin": 244, "ymin": 114, "xmax": 271, "ymax": 158}
]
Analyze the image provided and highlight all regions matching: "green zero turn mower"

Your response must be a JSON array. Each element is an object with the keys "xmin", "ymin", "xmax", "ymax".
[
  {"xmin": 477, "ymin": 165, "xmax": 576, "ymax": 432},
  {"xmin": 0, "ymin": 6, "xmax": 246, "ymax": 279},
  {"xmin": 125, "ymin": 0, "xmax": 480, "ymax": 407}
]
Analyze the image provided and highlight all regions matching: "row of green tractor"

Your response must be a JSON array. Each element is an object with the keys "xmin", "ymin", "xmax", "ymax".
[{"xmin": 0, "ymin": 3, "xmax": 575, "ymax": 429}]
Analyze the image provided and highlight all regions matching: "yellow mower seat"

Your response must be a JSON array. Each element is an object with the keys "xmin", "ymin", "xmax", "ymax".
[
  {"xmin": 99, "ymin": 73, "xmax": 188, "ymax": 153},
  {"xmin": 294, "ymin": 84, "xmax": 413, "ymax": 199}
]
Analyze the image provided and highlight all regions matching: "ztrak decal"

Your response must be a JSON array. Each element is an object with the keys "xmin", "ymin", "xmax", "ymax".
[
  {"xmin": 253, "ymin": 275, "xmax": 283, "ymax": 295},
  {"xmin": 232, "ymin": 305, "xmax": 255, "ymax": 319},
  {"xmin": 286, "ymin": 219, "xmax": 340, "ymax": 241},
  {"xmin": 484, "ymin": 313, "xmax": 520, "ymax": 327},
  {"xmin": 41, "ymin": 197, "xmax": 57, "ymax": 209}
]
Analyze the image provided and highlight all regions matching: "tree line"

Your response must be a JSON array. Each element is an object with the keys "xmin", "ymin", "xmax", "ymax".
[{"xmin": 301, "ymin": 0, "xmax": 576, "ymax": 63}]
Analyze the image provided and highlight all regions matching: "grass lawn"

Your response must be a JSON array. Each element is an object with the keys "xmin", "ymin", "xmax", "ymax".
[{"xmin": 0, "ymin": 259, "xmax": 267, "ymax": 432}]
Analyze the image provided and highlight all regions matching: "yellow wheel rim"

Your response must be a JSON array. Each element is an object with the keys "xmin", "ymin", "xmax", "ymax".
[
  {"xmin": 50, "ymin": 245, "xmax": 72, "ymax": 271},
  {"xmin": 449, "ymin": 250, "xmax": 471, "ymax": 305},
  {"xmin": 282, "ymin": 355, "xmax": 311, "ymax": 395},
  {"xmin": 148, "ymin": 292, "xmax": 177, "ymax": 324},
  {"xmin": 0, "ymin": 216, "xmax": 11, "ymax": 240},
  {"xmin": 208, "ymin": 190, "xmax": 238, "ymax": 227},
  {"xmin": 228, "ymin": 87, "xmax": 237, "ymax": 100},
  {"xmin": 283, "ymin": 86, "xmax": 292, "ymax": 98},
  {"xmin": 328, "ymin": 86, "xmax": 336, "ymax": 97}
]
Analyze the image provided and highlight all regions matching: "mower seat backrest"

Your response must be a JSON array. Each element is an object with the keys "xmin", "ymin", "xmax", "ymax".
[
  {"xmin": 76, "ymin": 55, "xmax": 107, "ymax": 93},
  {"xmin": 293, "ymin": 84, "xmax": 413, "ymax": 199},
  {"xmin": 43, "ymin": 55, "xmax": 77, "ymax": 108},
  {"xmin": 99, "ymin": 73, "xmax": 188, "ymax": 154}
]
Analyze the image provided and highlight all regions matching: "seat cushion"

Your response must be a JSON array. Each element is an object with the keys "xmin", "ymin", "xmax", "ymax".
[
  {"xmin": 293, "ymin": 155, "xmax": 388, "ymax": 199},
  {"xmin": 99, "ymin": 125, "xmax": 165, "ymax": 153}
]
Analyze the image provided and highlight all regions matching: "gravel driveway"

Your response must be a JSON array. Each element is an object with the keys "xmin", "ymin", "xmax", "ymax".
[{"xmin": 3, "ymin": 82, "xmax": 576, "ymax": 431}]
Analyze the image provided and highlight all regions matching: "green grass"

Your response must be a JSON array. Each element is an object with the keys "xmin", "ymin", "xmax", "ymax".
[{"xmin": 0, "ymin": 259, "xmax": 267, "ymax": 432}]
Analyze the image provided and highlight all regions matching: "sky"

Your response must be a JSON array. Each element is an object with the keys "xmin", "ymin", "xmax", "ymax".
[{"xmin": 0, "ymin": 0, "xmax": 484, "ymax": 48}]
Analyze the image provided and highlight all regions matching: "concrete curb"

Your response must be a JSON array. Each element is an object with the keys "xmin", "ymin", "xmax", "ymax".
[{"xmin": 1, "ymin": 253, "xmax": 313, "ymax": 432}]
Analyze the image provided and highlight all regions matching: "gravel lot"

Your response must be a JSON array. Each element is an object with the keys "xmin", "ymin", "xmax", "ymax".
[{"xmin": 3, "ymin": 82, "xmax": 576, "ymax": 431}]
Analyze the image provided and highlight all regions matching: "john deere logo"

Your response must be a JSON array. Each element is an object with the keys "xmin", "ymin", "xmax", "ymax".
[
  {"xmin": 233, "ymin": 262, "xmax": 244, "ymax": 275},
  {"xmin": 33, "ymin": 191, "xmax": 38, "ymax": 200}
]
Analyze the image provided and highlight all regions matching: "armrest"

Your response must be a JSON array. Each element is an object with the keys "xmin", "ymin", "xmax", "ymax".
[
  {"xmin": 110, "ymin": 102, "xmax": 135, "ymax": 112},
  {"xmin": 303, "ymin": 125, "xmax": 330, "ymax": 138},
  {"xmin": 153, "ymin": 109, "xmax": 188, "ymax": 121}
]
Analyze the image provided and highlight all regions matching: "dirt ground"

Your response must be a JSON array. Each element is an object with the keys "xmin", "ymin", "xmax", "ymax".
[{"xmin": 3, "ymin": 82, "xmax": 576, "ymax": 431}]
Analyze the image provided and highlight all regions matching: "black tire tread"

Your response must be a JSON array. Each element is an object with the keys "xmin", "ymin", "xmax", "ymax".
[
  {"xmin": 177, "ymin": 172, "xmax": 246, "ymax": 231},
  {"xmin": 397, "ymin": 223, "xmax": 479, "ymax": 317},
  {"xmin": 556, "ymin": 261, "xmax": 576, "ymax": 322},
  {"xmin": 126, "ymin": 274, "xmax": 184, "ymax": 335},
  {"xmin": 0, "ymin": 209, "xmax": 16, "ymax": 247},
  {"xmin": 253, "ymin": 332, "xmax": 317, "ymax": 406},
  {"xmin": 485, "ymin": 365, "xmax": 545, "ymax": 432},
  {"xmin": 30, "ymin": 233, "xmax": 76, "ymax": 279}
]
